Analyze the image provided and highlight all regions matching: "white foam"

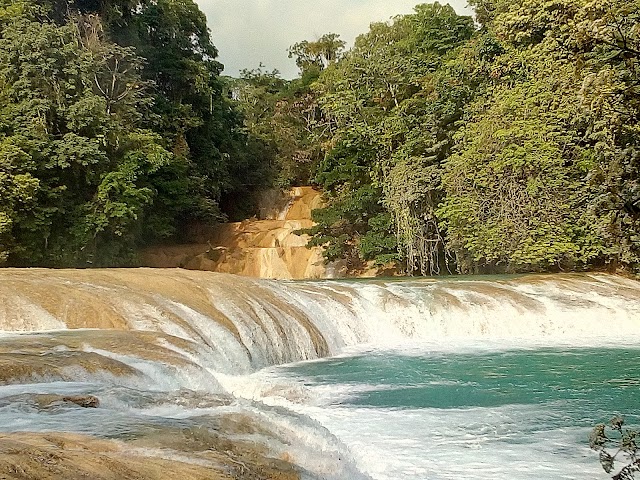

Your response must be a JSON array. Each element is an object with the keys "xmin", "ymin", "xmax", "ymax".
[
  {"xmin": 3, "ymin": 272, "xmax": 640, "ymax": 480},
  {"xmin": 293, "ymin": 405, "xmax": 604, "ymax": 480}
]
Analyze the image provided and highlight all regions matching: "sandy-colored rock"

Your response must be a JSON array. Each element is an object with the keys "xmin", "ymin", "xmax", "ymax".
[
  {"xmin": 0, "ymin": 269, "xmax": 241, "ymax": 337},
  {"xmin": 0, "ymin": 352, "xmax": 137, "ymax": 385},
  {"xmin": 140, "ymin": 187, "xmax": 333, "ymax": 279},
  {"xmin": 0, "ymin": 431, "xmax": 299, "ymax": 480},
  {"xmin": 0, "ymin": 394, "xmax": 100, "ymax": 410},
  {"xmin": 61, "ymin": 395, "xmax": 100, "ymax": 408}
]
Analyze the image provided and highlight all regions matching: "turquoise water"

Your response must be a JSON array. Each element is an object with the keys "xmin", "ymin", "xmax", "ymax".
[
  {"xmin": 4, "ymin": 271, "xmax": 640, "ymax": 479},
  {"xmin": 284, "ymin": 348, "xmax": 639, "ymax": 413},
  {"xmin": 261, "ymin": 347, "xmax": 640, "ymax": 480}
]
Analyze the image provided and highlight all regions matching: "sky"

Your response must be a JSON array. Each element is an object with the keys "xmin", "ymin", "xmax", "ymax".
[{"xmin": 194, "ymin": 1, "xmax": 474, "ymax": 79}]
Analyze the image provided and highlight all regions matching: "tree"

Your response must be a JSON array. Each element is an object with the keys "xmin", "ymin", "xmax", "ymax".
[
  {"xmin": 434, "ymin": 0, "xmax": 640, "ymax": 274},
  {"xmin": 308, "ymin": 3, "xmax": 475, "ymax": 273},
  {"xmin": 0, "ymin": 3, "xmax": 174, "ymax": 265},
  {"xmin": 288, "ymin": 33, "xmax": 346, "ymax": 77},
  {"xmin": 572, "ymin": 0, "xmax": 640, "ymax": 272},
  {"xmin": 591, "ymin": 416, "xmax": 639, "ymax": 479},
  {"xmin": 230, "ymin": 65, "xmax": 321, "ymax": 190},
  {"xmin": 0, "ymin": 144, "xmax": 39, "ymax": 263},
  {"xmin": 0, "ymin": 0, "xmax": 277, "ymax": 266},
  {"xmin": 439, "ymin": 75, "xmax": 604, "ymax": 272},
  {"xmin": 60, "ymin": 0, "xmax": 275, "ymax": 227}
]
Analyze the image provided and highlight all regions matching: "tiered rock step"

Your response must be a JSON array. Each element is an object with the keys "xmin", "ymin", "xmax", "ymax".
[{"xmin": 141, "ymin": 187, "xmax": 332, "ymax": 279}]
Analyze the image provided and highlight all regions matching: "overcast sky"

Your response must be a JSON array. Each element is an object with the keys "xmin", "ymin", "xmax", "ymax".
[{"xmin": 194, "ymin": 1, "xmax": 474, "ymax": 79}]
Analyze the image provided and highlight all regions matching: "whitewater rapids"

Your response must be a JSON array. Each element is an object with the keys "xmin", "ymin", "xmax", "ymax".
[
  {"xmin": 2, "ymin": 269, "xmax": 640, "ymax": 360},
  {"xmin": 0, "ymin": 268, "xmax": 639, "ymax": 479}
]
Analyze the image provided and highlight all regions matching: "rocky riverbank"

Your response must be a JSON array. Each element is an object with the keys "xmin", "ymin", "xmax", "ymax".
[
  {"xmin": 0, "ymin": 426, "xmax": 299, "ymax": 480},
  {"xmin": 140, "ymin": 187, "xmax": 333, "ymax": 279}
]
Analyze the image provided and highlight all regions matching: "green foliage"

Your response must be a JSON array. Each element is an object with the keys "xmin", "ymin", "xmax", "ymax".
[
  {"xmin": 101, "ymin": 0, "xmax": 270, "ymax": 223},
  {"xmin": 288, "ymin": 33, "xmax": 346, "ymax": 77},
  {"xmin": 591, "ymin": 416, "xmax": 640, "ymax": 479},
  {"xmin": 2, "ymin": 0, "xmax": 639, "ymax": 275},
  {"xmin": 0, "ymin": 0, "xmax": 273, "ymax": 266},
  {"xmin": 230, "ymin": 65, "xmax": 314, "ymax": 190},
  {"xmin": 304, "ymin": 0, "xmax": 639, "ymax": 276},
  {"xmin": 309, "ymin": 2, "xmax": 474, "ymax": 273},
  {"xmin": 571, "ymin": 0, "xmax": 640, "ymax": 272},
  {"xmin": 304, "ymin": 185, "xmax": 398, "ymax": 267},
  {"xmin": 230, "ymin": 33, "xmax": 344, "ymax": 191},
  {"xmin": 438, "ymin": 0, "xmax": 639, "ymax": 274},
  {"xmin": 57, "ymin": 0, "xmax": 274, "ymax": 224},
  {"xmin": 438, "ymin": 49, "xmax": 609, "ymax": 272},
  {"xmin": 0, "ymin": 140, "xmax": 39, "ymax": 263},
  {"xmin": 0, "ymin": 9, "xmax": 178, "ymax": 265}
]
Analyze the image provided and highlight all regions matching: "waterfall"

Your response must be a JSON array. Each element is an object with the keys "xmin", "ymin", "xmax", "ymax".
[
  {"xmin": 2, "ymin": 269, "xmax": 639, "ymax": 374},
  {"xmin": 1, "ymin": 268, "xmax": 639, "ymax": 480},
  {"xmin": 139, "ymin": 186, "xmax": 332, "ymax": 279}
]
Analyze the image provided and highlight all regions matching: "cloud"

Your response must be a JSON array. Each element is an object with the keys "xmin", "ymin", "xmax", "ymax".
[{"xmin": 195, "ymin": 0, "xmax": 473, "ymax": 79}]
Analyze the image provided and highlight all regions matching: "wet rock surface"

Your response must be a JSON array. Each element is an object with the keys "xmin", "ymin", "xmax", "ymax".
[
  {"xmin": 0, "ymin": 431, "xmax": 299, "ymax": 480},
  {"xmin": 140, "ymin": 187, "xmax": 334, "ymax": 279}
]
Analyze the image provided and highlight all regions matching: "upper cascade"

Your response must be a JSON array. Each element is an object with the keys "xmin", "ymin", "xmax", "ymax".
[
  {"xmin": 2, "ymin": 269, "xmax": 640, "ymax": 376},
  {"xmin": 141, "ymin": 187, "xmax": 333, "ymax": 279}
]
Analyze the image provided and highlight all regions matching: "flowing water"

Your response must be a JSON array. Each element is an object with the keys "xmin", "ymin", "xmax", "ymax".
[
  {"xmin": 0, "ymin": 269, "xmax": 639, "ymax": 479},
  {"xmin": 245, "ymin": 347, "xmax": 640, "ymax": 479}
]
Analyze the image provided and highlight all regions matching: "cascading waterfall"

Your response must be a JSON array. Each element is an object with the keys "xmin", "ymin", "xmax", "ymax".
[
  {"xmin": 1, "ymin": 268, "xmax": 639, "ymax": 479},
  {"xmin": 3, "ymin": 270, "xmax": 640, "ymax": 358}
]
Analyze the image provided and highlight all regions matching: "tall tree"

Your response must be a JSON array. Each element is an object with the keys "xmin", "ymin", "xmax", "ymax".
[
  {"xmin": 439, "ymin": 0, "xmax": 638, "ymax": 273},
  {"xmin": 573, "ymin": 0, "xmax": 640, "ymax": 271},
  {"xmin": 0, "ymin": 2, "xmax": 174, "ymax": 265},
  {"xmin": 288, "ymin": 33, "xmax": 346, "ymax": 78},
  {"xmin": 307, "ymin": 3, "xmax": 475, "ymax": 273}
]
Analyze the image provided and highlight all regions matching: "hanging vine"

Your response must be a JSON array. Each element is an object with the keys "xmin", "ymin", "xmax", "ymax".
[{"xmin": 383, "ymin": 158, "xmax": 451, "ymax": 276}]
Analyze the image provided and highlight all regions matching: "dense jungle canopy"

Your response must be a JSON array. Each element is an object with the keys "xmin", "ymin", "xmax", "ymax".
[
  {"xmin": 1, "ymin": 0, "xmax": 639, "ymax": 275},
  {"xmin": 0, "ymin": 0, "xmax": 272, "ymax": 266}
]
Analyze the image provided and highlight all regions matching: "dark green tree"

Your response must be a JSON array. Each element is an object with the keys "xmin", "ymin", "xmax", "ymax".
[
  {"xmin": 591, "ymin": 416, "xmax": 639, "ymax": 479},
  {"xmin": 0, "ymin": 2, "xmax": 173, "ymax": 265},
  {"xmin": 56, "ymin": 0, "xmax": 273, "ymax": 227}
]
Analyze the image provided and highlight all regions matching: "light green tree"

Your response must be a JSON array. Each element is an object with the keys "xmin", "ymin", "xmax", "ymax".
[
  {"xmin": 288, "ymin": 33, "xmax": 346, "ymax": 77},
  {"xmin": 309, "ymin": 3, "xmax": 475, "ymax": 273}
]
